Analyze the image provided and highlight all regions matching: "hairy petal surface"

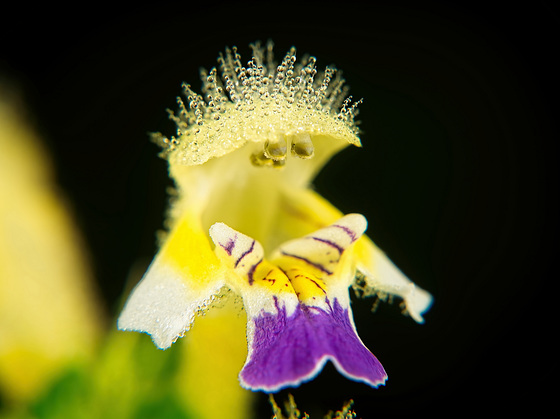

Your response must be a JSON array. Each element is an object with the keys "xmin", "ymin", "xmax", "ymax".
[{"xmin": 118, "ymin": 211, "xmax": 225, "ymax": 349}]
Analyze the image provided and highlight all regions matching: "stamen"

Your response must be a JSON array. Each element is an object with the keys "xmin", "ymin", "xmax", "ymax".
[
  {"xmin": 250, "ymin": 150, "xmax": 286, "ymax": 168},
  {"xmin": 291, "ymin": 132, "xmax": 314, "ymax": 159},
  {"xmin": 264, "ymin": 134, "xmax": 288, "ymax": 161}
]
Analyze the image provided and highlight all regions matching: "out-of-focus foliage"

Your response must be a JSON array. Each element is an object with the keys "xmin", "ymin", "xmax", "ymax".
[
  {"xmin": 3, "ymin": 332, "xmax": 189, "ymax": 419},
  {"xmin": 269, "ymin": 394, "xmax": 356, "ymax": 419}
]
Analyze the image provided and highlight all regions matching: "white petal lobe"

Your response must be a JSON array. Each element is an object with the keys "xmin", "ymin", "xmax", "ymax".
[
  {"xmin": 359, "ymin": 250, "xmax": 433, "ymax": 323},
  {"xmin": 117, "ymin": 258, "xmax": 224, "ymax": 349}
]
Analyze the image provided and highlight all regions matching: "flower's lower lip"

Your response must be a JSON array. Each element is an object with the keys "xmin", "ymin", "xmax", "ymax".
[
  {"xmin": 210, "ymin": 213, "xmax": 387, "ymax": 391},
  {"xmin": 240, "ymin": 297, "xmax": 387, "ymax": 392}
]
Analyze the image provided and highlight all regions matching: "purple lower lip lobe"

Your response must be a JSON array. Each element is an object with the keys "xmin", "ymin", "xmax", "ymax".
[{"xmin": 240, "ymin": 297, "xmax": 387, "ymax": 392}]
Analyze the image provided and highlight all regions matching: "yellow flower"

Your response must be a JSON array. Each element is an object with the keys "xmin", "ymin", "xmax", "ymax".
[
  {"xmin": 118, "ymin": 41, "xmax": 432, "ymax": 392},
  {"xmin": 0, "ymin": 91, "xmax": 103, "ymax": 403}
]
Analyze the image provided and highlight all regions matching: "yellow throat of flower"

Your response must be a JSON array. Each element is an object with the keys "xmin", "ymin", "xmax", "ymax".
[{"xmin": 153, "ymin": 41, "xmax": 364, "ymax": 249}]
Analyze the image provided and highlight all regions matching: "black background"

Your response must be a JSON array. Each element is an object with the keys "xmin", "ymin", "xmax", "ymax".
[{"xmin": 2, "ymin": 1, "xmax": 558, "ymax": 417}]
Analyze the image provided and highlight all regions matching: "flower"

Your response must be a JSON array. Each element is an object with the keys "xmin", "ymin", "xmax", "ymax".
[
  {"xmin": 0, "ymin": 94, "xmax": 103, "ymax": 403},
  {"xmin": 117, "ymin": 41, "xmax": 432, "ymax": 391}
]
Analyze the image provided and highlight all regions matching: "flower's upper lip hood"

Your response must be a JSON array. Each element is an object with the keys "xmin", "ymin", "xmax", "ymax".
[
  {"xmin": 164, "ymin": 100, "xmax": 361, "ymax": 167},
  {"xmin": 152, "ymin": 42, "xmax": 362, "ymax": 168}
]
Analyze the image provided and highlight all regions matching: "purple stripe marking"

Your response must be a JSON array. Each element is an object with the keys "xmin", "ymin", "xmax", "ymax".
[
  {"xmin": 306, "ymin": 277, "xmax": 326, "ymax": 294},
  {"xmin": 240, "ymin": 298, "xmax": 387, "ymax": 391},
  {"xmin": 292, "ymin": 273, "xmax": 326, "ymax": 294},
  {"xmin": 310, "ymin": 236, "xmax": 344, "ymax": 254},
  {"xmin": 247, "ymin": 258, "xmax": 263, "ymax": 285},
  {"xmin": 332, "ymin": 224, "xmax": 357, "ymax": 242},
  {"xmin": 280, "ymin": 251, "xmax": 333, "ymax": 275},
  {"xmin": 235, "ymin": 240, "xmax": 256, "ymax": 268}
]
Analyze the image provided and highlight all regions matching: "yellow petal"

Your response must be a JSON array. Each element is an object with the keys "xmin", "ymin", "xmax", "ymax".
[
  {"xmin": 118, "ymin": 210, "xmax": 225, "ymax": 349},
  {"xmin": 0, "ymin": 95, "xmax": 102, "ymax": 402},
  {"xmin": 210, "ymin": 221, "xmax": 298, "ymax": 318},
  {"xmin": 176, "ymin": 295, "xmax": 253, "ymax": 419},
  {"xmin": 275, "ymin": 187, "xmax": 433, "ymax": 322},
  {"xmin": 272, "ymin": 213, "xmax": 367, "ymax": 280}
]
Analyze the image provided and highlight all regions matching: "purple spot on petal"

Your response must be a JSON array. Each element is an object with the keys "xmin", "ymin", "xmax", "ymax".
[
  {"xmin": 240, "ymin": 298, "xmax": 387, "ymax": 392},
  {"xmin": 223, "ymin": 237, "xmax": 236, "ymax": 256}
]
